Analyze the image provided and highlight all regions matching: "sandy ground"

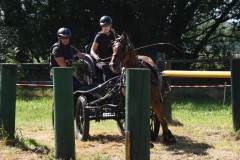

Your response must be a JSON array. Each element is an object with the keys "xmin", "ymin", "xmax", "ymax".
[{"xmin": 1, "ymin": 120, "xmax": 240, "ymax": 160}]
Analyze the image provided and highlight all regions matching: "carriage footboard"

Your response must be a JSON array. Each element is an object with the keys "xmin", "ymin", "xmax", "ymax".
[{"xmin": 85, "ymin": 104, "xmax": 125, "ymax": 121}]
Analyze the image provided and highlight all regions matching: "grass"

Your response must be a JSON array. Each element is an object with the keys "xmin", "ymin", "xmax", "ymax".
[
  {"xmin": 0, "ymin": 87, "xmax": 54, "ymax": 159},
  {"xmin": 0, "ymin": 87, "xmax": 240, "ymax": 160},
  {"xmin": 172, "ymin": 88, "xmax": 232, "ymax": 130}
]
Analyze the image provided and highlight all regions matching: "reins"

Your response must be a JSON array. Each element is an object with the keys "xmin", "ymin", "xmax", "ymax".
[
  {"xmin": 106, "ymin": 42, "xmax": 184, "ymax": 60},
  {"xmin": 134, "ymin": 42, "xmax": 184, "ymax": 53}
]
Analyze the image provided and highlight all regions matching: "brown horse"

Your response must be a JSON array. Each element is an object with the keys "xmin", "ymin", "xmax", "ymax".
[{"xmin": 109, "ymin": 31, "xmax": 176, "ymax": 145}]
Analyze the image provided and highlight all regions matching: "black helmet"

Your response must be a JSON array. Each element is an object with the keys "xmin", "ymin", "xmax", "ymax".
[
  {"xmin": 57, "ymin": 27, "xmax": 71, "ymax": 37},
  {"xmin": 99, "ymin": 16, "xmax": 112, "ymax": 26}
]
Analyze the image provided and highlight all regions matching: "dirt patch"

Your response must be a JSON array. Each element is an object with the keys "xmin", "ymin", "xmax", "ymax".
[{"xmin": 1, "ymin": 121, "xmax": 240, "ymax": 160}]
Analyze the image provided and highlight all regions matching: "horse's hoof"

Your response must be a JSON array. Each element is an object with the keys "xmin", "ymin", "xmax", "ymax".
[
  {"xmin": 151, "ymin": 133, "xmax": 158, "ymax": 141},
  {"xmin": 163, "ymin": 130, "xmax": 176, "ymax": 145},
  {"xmin": 150, "ymin": 143, "xmax": 154, "ymax": 148},
  {"xmin": 164, "ymin": 137, "xmax": 176, "ymax": 145}
]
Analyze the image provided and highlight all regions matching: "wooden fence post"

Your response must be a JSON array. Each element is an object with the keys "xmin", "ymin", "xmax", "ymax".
[
  {"xmin": 125, "ymin": 68, "xmax": 150, "ymax": 160},
  {"xmin": 230, "ymin": 58, "xmax": 240, "ymax": 131},
  {"xmin": 0, "ymin": 64, "xmax": 17, "ymax": 138},
  {"xmin": 53, "ymin": 67, "xmax": 75, "ymax": 160}
]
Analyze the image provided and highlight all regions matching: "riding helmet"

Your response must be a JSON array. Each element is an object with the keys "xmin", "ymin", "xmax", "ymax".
[
  {"xmin": 57, "ymin": 27, "xmax": 71, "ymax": 37},
  {"xmin": 99, "ymin": 16, "xmax": 112, "ymax": 26}
]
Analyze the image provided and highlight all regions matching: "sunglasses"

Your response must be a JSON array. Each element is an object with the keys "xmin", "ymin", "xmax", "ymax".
[
  {"xmin": 59, "ymin": 36, "xmax": 69, "ymax": 40},
  {"xmin": 102, "ymin": 24, "xmax": 111, "ymax": 27}
]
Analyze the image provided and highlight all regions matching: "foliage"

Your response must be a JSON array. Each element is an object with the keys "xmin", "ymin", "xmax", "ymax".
[
  {"xmin": 0, "ymin": 25, "xmax": 19, "ymax": 63},
  {"xmin": 0, "ymin": 0, "xmax": 240, "ymax": 66},
  {"xmin": 16, "ymin": 64, "xmax": 50, "ymax": 81}
]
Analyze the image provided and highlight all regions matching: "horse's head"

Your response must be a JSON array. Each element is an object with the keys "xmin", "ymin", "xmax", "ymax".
[{"xmin": 109, "ymin": 31, "xmax": 136, "ymax": 73}]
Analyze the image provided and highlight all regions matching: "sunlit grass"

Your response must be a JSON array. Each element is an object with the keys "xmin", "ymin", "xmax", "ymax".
[
  {"xmin": 17, "ymin": 98, "xmax": 52, "ymax": 121},
  {"xmin": 1, "ymin": 87, "xmax": 239, "ymax": 160},
  {"xmin": 172, "ymin": 88, "xmax": 232, "ymax": 131}
]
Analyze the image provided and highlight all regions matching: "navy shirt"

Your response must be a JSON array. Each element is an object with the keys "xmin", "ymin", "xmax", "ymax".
[
  {"xmin": 94, "ymin": 31, "xmax": 115, "ymax": 60},
  {"xmin": 50, "ymin": 42, "xmax": 78, "ymax": 67}
]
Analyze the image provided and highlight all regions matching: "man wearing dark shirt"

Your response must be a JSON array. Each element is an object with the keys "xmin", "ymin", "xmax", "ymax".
[{"xmin": 50, "ymin": 27, "xmax": 85, "ymax": 91}]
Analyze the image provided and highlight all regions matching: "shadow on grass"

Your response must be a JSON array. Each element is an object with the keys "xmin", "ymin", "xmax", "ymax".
[
  {"xmin": 88, "ymin": 134, "xmax": 125, "ymax": 144},
  {"xmin": 88, "ymin": 132, "xmax": 212, "ymax": 156},
  {"xmin": 169, "ymin": 119, "xmax": 184, "ymax": 126},
  {"xmin": 154, "ymin": 135, "xmax": 212, "ymax": 156},
  {"xmin": 1, "ymin": 129, "xmax": 53, "ymax": 158},
  {"xmin": 6, "ymin": 137, "xmax": 51, "ymax": 154},
  {"xmin": 16, "ymin": 87, "xmax": 53, "ymax": 101}
]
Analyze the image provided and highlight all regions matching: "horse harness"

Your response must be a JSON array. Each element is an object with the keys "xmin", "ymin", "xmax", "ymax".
[
  {"xmin": 138, "ymin": 60, "xmax": 162, "ymax": 87},
  {"xmin": 113, "ymin": 37, "xmax": 161, "ymax": 87},
  {"xmin": 112, "ymin": 36, "xmax": 131, "ymax": 61}
]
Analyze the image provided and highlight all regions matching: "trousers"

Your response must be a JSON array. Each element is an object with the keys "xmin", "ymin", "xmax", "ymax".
[{"xmin": 96, "ymin": 62, "xmax": 116, "ymax": 81}]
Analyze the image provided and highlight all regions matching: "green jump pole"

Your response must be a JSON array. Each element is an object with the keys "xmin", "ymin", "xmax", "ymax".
[
  {"xmin": 230, "ymin": 59, "xmax": 240, "ymax": 131},
  {"xmin": 0, "ymin": 64, "xmax": 16, "ymax": 139},
  {"xmin": 125, "ymin": 68, "xmax": 150, "ymax": 160},
  {"xmin": 53, "ymin": 67, "xmax": 75, "ymax": 160}
]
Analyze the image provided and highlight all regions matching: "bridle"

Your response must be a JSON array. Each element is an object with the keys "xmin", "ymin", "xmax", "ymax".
[{"xmin": 112, "ymin": 36, "xmax": 131, "ymax": 61}]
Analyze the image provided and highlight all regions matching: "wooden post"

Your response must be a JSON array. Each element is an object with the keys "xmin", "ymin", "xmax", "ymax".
[
  {"xmin": 53, "ymin": 67, "xmax": 75, "ymax": 160},
  {"xmin": 231, "ymin": 59, "xmax": 240, "ymax": 131},
  {"xmin": 0, "ymin": 64, "xmax": 17, "ymax": 138},
  {"xmin": 125, "ymin": 68, "xmax": 150, "ymax": 160}
]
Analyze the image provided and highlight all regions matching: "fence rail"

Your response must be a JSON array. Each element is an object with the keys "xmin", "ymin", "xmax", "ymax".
[{"xmin": 157, "ymin": 58, "xmax": 229, "ymax": 63}]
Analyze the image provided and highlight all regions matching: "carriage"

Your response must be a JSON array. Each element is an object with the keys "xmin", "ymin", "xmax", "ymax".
[{"xmin": 68, "ymin": 54, "xmax": 161, "ymax": 141}]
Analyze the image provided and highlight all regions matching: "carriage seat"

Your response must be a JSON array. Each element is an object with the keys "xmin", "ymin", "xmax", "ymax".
[
  {"xmin": 80, "ymin": 54, "xmax": 104, "ymax": 84},
  {"xmin": 81, "ymin": 54, "xmax": 97, "ymax": 77}
]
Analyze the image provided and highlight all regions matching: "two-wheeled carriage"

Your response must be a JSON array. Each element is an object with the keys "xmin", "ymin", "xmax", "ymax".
[{"xmin": 53, "ymin": 54, "xmax": 160, "ymax": 141}]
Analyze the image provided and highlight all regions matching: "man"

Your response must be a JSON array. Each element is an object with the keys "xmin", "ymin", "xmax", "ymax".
[{"xmin": 50, "ymin": 27, "xmax": 85, "ymax": 91}]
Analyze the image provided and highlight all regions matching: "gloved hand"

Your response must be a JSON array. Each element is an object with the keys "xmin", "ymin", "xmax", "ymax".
[{"xmin": 96, "ymin": 57, "xmax": 103, "ymax": 63}]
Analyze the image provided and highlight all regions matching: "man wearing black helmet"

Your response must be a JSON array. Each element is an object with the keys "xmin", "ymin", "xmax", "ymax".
[
  {"xmin": 50, "ymin": 27, "xmax": 85, "ymax": 91},
  {"xmin": 90, "ymin": 15, "xmax": 118, "ymax": 81}
]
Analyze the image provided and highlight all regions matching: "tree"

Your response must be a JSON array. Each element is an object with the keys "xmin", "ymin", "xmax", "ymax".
[
  {"xmin": 0, "ymin": 0, "xmax": 239, "ymax": 64},
  {"xmin": 0, "ymin": 25, "xmax": 19, "ymax": 63}
]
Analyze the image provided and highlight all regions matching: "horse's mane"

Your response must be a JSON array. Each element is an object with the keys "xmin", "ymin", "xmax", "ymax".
[{"xmin": 111, "ymin": 28, "xmax": 120, "ymax": 39}]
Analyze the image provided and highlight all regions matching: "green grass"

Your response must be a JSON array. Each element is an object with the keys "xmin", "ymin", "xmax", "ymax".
[
  {"xmin": 172, "ymin": 88, "xmax": 232, "ymax": 131},
  {"xmin": 16, "ymin": 87, "xmax": 53, "ymax": 127},
  {"xmin": 1, "ymin": 87, "xmax": 239, "ymax": 160},
  {"xmin": 1, "ymin": 87, "xmax": 54, "ymax": 159}
]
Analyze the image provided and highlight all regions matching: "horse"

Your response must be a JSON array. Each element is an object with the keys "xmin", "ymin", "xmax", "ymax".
[{"xmin": 109, "ymin": 31, "xmax": 176, "ymax": 145}]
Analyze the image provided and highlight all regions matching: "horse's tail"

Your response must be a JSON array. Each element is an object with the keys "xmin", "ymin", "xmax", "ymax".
[
  {"xmin": 155, "ymin": 69, "xmax": 173, "ymax": 103},
  {"xmin": 159, "ymin": 71, "xmax": 171, "ymax": 98}
]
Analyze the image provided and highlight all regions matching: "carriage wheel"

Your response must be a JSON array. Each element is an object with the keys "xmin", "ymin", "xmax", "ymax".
[
  {"xmin": 75, "ymin": 96, "xmax": 90, "ymax": 141},
  {"xmin": 117, "ymin": 110, "xmax": 160, "ymax": 140},
  {"xmin": 150, "ymin": 111, "xmax": 160, "ymax": 141},
  {"xmin": 116, "ymin": 119, "xmax": 125, "ymax": 136}
]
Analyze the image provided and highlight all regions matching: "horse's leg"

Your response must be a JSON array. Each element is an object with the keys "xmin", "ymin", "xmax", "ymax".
[{"xmin": 150, "ymin": 87, "xmax": 176, "ymax": 144}]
